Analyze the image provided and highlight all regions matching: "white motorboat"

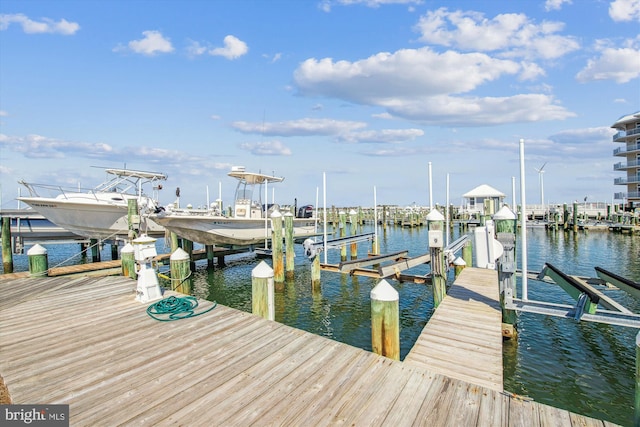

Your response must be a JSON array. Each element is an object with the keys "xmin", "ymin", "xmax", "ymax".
[
  {"xmin": 151, "ymin": 166, "xmax": 317, "ymax": 246},
  {"xmin": 17, "ymin": 168, "xmax": 167, "ymax": 240}
]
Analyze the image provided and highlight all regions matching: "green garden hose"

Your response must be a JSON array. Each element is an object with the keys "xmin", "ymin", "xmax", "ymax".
[{"xmin": 146, "ymin": 295, "xmax": 217, "ymax": 321}]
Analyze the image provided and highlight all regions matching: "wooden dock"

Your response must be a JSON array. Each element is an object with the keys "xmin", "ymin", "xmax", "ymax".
[
  {"xmin": 0, "ymin": 274, "xmax": 618, "ymax": 425},
  {"xmin": 404, "ymin": 267, "xmax": 503, "ymax": 391}
]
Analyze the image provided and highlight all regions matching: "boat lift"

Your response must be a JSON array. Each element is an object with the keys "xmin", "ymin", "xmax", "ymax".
[{"xmin": 504, "ymin": 263, "xmax": 640, "ymax": 329}]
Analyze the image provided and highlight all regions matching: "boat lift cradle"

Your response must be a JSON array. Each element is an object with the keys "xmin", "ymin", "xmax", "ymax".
[{"xmin": 504, "ymin": 262, "xmax": 640, "ymax": 328}]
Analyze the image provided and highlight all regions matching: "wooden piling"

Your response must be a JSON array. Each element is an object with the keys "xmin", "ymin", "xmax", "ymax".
[
  {"xmin": 2, "ymin": 216, "xmax": 13, "ymax": 274},
  {"xmin": 206, "ymin": 245, "xmax": 215, "ymax": 269},
  {"xmin": 573, "ymin": 202, "xmax": 579, "ymax": 232},
  {"xmin": 170, "ymin": 232, "xmax": 179, "ymax": 253},
  {"xmin": 127, "ymin": 199, "xmax": 139, "ymax": 239},
  {"xmin": 311, "ymin": 255, "xmax": 321, "ymax": 290},
  {"xmin": 462, "ymin": 240, "xmax": 473, "ymax": 267},
  {"xmin": 339, "ymin": 210, "xmax": 347, "ymax": 261},
  {"xmin": 90, "ymin": 239, "xmax": 101, "ymax": 262},
  {"xmin": 453, "ymin": 257, "xmax": 466, "ymax": 278},
  {"xmin": 371, "ymin": 279, "xmax": 400, "ymax": 360},
  {"xmin": 120, "ymin": 243, "xmax": 136, "ymax": 279},
  {"xmin": 427, "ymin": 209, "xmax": 446, "ymax": 308},
  {"xmin": 349, "ymin": 209, "xmax": 358, "ymax": 259},
  {"xmin": 271, "ymin": 210, "xmax": 284, "ymax": 283},
  {"xmin": 27, "ymin": 244, "xmax": 48, "ymax": 278},
  {"xmin": 636, "ymin": 331, "xmax": 640, "ymax": 427},
  {"xmin": 170, "ymin": 247, "xmax": 191, "ymax": 295},
  {"xmin": 110, "ymin": 243, "xmax": 119, "ymax": 260},
  {"xmin": 494, "ymin": 206, "xmax": 518, "ymax": 339},
  {"xmin": 252, "ymin": 261, "xmax": 274, "ymax": 321},
  {"xmin": 284, "ymin": 212, "xmax": 294, "ymax": 280}
]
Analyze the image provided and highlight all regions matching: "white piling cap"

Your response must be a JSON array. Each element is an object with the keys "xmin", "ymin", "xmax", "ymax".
[
  {"xmin": 271, "ymin": 210, "xmax": 282, "ymax": 218},
  {"xmin": 349, "ymin": 209, "xmax": 357, "ymax": 215},
  {"xmin": 252, "ymin": 260, "xmax": 274, "ymax": 278},
  {"xmin": 370, "ymin": 279, "xmax": 399, "ymax": 302},
  {"xmin": 170, "ymin": 247, "xmax": 190, "ymax": 261},
  {"xmin": 121, "ymin": 243, "xmax": 134, "ymax": 254},
  {"xmin": 453, "ymin": 257, "xmax": 466, "ymax": 266},
  {"xmin": 284, "ymin": 211, "xmax": 293, "ymax": 217},
  {"xmin": 27, "ymin": 244, "xmax": 47, "ymax": 255},
  {"xmin": 426, "ymin": 209, "xmax": 444, "ymax": 221},
  {"xmin": 494, "ymin": 205, "xmax": 517, "ymax": 220}
]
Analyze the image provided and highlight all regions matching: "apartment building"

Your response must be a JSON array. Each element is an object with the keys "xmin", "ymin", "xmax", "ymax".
[{"xmin": 611, "ymin": 111, "xmax": 640, "ymax": 210}]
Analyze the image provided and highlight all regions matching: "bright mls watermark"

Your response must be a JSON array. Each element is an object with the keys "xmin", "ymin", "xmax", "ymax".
[{"xmin": 1, "ymin": 405, "xmax": 68, "ymax": 426}]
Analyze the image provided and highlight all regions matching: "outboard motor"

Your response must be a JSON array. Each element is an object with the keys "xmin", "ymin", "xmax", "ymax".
[{"xmin": 303, "ymin": 238, "xmax": 321, "ymax": 259}]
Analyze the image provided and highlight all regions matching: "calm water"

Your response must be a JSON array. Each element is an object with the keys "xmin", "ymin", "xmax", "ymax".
[{"xmin": 4, "ymin": 225, "xmax": 639, "ymax": 426}]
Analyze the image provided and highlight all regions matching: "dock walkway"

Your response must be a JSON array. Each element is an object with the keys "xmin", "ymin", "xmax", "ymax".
[
  {"xmin": 404, "ymin": 267, "xmax": 503, "ymax": 391},
  {"xmin": 0, "ymin": 274, "xmax": 617, "ymax": 425}
]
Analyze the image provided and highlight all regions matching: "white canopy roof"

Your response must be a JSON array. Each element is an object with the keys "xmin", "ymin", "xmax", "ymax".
[{"xmin": 462, "ymin": 184, "xmax": 505, "ymax": 198}]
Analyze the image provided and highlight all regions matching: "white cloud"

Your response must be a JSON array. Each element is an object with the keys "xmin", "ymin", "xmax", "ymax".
[
  {"xmin": 544, "ymin": 0, "xmax": 572, "ymax": 12},
  {"xmin": 209, "ymin": 35, "xmax": 248, "ymax": 60},
  {"xmin": 0, "ymin": 134, "xmax": 114, "ymax": 159},
  {"xmin": 335, "ymin": 128, "xmax": 424, "ymax": 144},
  {"xmin": 576, "ymin": 39, "xmax": 640, "ymax": 83},
  {"xmin": 380, "ymin": 94, "xmax": 574, "ymax": 126},
  {"xmin": 239, "ymin": 140, "xmax": 292, "ymax": 156},
  {"xmin": 0, "ymin": 13, "xmax": 80, "ymax": 35},
  {"xmin": 414, "ymin": 8, "xmax": 579, "ymax": 60},
  {"xmin": 609, "ymin": 0, "xmax": 640, "ymax": 22},
  {"xmin": 124, "ymin": 30, "xmax": 174, "ymax": 56},
  {"xmin": 319, "ymin": 0, "xmax": 422, "ymax": 12},
  {"xmin": 293, "ymin": 47, "xmax": 573, "ymax": 125},
  {"xmin": 232, "ymin": 118, "xmax": 366, "ymax": 136},
  {"xmin": 295, "ymin": 48, "xmax": 520, "ymax": 102}
]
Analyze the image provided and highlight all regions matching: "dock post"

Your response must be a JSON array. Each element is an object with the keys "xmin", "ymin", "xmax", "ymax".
[
  {"xmin": 170, "ymin": 247, "xmax": 191, "ymax": 295},
  {"xmin": 182, "ymin": 239, "xmax": 195, "ymax": 272},
  {"xmin": 339, "ymin": 210, "xmax": 347, "ymax": 261},
  {"xmin": 27, "ymin": 244, "xmax": 48, "ymax": 277},
  {"xmin": 572, "ymin": 202, "xmax": 579, "ymax": 232},
  {"xmin": 170, "ymin": 232, "xmax": 179, "ymax": 252},
  {"xmin": 206, "ymin": 245, "xmax": 215, "ymax": 269},
  {"xmin": 349, "ymin": 209, "xmax": 358, "ymax": 259},
  {"xmin": 453, "ymin": 257, "xmax": 466, "ymax": 278},
  {"xmin": 2, "ymin": 216, "xmax": 13, "ymax": 273},
  {"xmin": 111, "ymin": 243, "xmax": 119, "ymax": 260},
  {"xmin": 636, "ymin": 331, "xmax": 640, "ymax": 427},
  {"xmin": 127, "ymin": 199, "xmax": 140, "ymax": 239},
  {"xmin": 252, "ymin": 261, "xmax": 275, "ymax": 321},
  {"xmin": 284, "ymin": 212, "xmax": 295, "ymax": 280},
  {"xmin": 311, "ymin": 254, "xmax": 321, "ymax": 290},
  {"xmin": 121, "ymin": 243, "xmax": 136, "ymax": 279},
  {"xmin": 462, "ymin": 240, "xmax": 473, "ymax": 267},
  {"xmin": 427, "ymin": 209, "xmax": 447, "ymax": 308},
  {"xmin": 271, "ymin": 210, "xmax": 284, "ymax": 283},
  {"xmin": 494, "ymin": 206, "xmax": 518, "ymax": 339},
  {"xmin": 371, "ymin": 279, "xmax": 400, "ymax": 360},
  {"xmin": 90, "ymin": 239, "xmax": 101, "ymax": 262}
]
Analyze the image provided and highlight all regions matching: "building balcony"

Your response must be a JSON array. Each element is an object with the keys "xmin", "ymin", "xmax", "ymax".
[
  {"xmin": 613, "ymin": 143, "xmax": 640, "ymax": 156},
  {"xmin": 615, "ymin": 191, "xmax": 640, "ymax": 200},
  {"xmin": 614, "ymin": 176, "xmax": 640, "ymax": 185},
  {"xmin": 613, "ymin": 127, "xmax": 640, "ymax": 142},
  {"xmin": 613, "ymin": 160, "xmax": 640, "ymax": 170}
]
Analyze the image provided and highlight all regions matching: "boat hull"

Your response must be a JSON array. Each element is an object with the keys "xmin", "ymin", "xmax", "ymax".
[
  {"xmin": 18, "ymin": 197, "xmax": 164, "ymax": 240},
  {"xmin": 152, "ymin": 214, "xmax": 317, "ymax": 246}
]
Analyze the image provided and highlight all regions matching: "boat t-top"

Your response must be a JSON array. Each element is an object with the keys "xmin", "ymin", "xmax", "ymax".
[
  {"xmin": 151, "ymin": 166, "xmax": 317, "ymax": 246},
  {"xmin": 17, "ymin": 167, "xmax": 167, "ymax": 240}
]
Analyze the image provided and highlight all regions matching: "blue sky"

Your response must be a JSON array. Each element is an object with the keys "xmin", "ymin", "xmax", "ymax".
[{"xmin": 1, "ymin": 0, "xmax": 639, "ymax": 210}]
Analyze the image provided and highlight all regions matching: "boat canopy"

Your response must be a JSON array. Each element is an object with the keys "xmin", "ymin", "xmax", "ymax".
[
  {"xmin": 104, "ymin": 168, "xmax": 168, "ymax": 181},
  {"xmin": 228, "ymin": 170, "xmax": 284, "ymax": 185}
]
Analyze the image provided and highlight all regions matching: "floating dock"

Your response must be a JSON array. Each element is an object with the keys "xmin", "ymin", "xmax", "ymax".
[{"xmin": 0, "ymin": 271, "xmax": 616, "ymax": 425}]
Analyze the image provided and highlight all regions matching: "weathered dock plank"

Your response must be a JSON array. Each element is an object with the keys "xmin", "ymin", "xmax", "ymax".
[
  {"xmin": 404, "ymin": 267, "xmax": 504, "ymax": 392},
  {"xmin": 0, "ymin": 275, "xmax": 617, "ymax": 426}
]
